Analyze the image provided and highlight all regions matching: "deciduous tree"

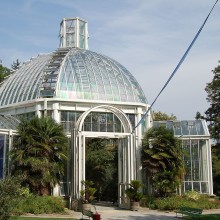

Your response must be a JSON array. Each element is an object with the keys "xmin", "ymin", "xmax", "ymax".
[
  {"xmin": 153, "ymin": 111, "xmax": 177, "ymax": 121},
  {"xmin": 0, "ymin": 64, "xmax": 10, "ymax": 83},
  {"xmin": 203, "ymin": 62, "xmax": 220, "ymax": 140}
]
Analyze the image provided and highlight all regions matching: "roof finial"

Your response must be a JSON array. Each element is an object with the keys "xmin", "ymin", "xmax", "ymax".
[{"xmin": 59, "ymin": 17, "xmax": 89, "ymax": 49}]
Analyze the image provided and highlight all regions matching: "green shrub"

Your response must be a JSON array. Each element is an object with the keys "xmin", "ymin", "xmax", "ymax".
[
  {"xmin": 0, "ymin": 177, "xmax": 22, "ymax": 220},
  {"xmin": 13, "ymin": 196, "xmax": 65, "ymax": 215},
  {"xmin": 184, "ymin": 190, "xmax": 201, "ymax": 201},
  {"xmin": 141, "ymin": 195, "xmax": 220, "ymax": 211}
]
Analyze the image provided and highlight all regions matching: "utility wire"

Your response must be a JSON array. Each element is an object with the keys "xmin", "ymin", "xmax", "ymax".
[{"xmin": 133, "ymin": 0, "xmax": 219, "ymax": 132}]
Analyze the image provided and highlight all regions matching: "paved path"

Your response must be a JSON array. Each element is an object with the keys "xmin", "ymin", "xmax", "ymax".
[
  {"xmin": 23, "ymin": 206, "xmax": 220, "ymax": 219},
  {"xmin": 64, "ymin": 206, "xmax": 175, "ymax": 219}
]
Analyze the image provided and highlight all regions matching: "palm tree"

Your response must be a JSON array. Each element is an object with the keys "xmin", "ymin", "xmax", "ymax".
[
  {"xmin": 10, "ymin": 116, "xmax": 69, "ymax": 195},
  {"xmin": 142, "ymin": 126, "xmax": 184, "ymax": 196}
]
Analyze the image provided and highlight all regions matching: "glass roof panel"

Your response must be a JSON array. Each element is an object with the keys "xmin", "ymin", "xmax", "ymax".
[
  {"xmin": 153, "ymin": 120, "xmax": 208, "ymax": 136},
  {"xmin": 0, "ymin": 115, "xmax": 20, "ymax": 130},
  {"xmin": 0, "ymin": 54, "xmax": 52, "ymax": 106},
  {"xmin": 0, "ymin": 48, "xmax": 147, "ymax": 106},
  {"xmin": 56, "ymin": 48, "xmax": 147, "ymax": 104}
]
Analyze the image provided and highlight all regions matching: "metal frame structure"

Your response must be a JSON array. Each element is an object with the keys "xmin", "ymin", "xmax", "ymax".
[
  {"xmin": 70, "ymin": 105, "xmax": 136, "ymax": 207},
  {"xmin": 0, "ymin": 17, "xmax": 214, "ymax": 203},
  {"xmin": 154, "ymin": 120, "xmax": 213, "ymax": 195}
]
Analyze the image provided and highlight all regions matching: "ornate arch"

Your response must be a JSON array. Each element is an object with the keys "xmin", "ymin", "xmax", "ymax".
[
  {"xmin": 75, "ymin": 104, "xmax": 133, "ymax": 133},
  {"xmin": 70, "ymin": 105, "xmax": 136, "ymax": 208}
]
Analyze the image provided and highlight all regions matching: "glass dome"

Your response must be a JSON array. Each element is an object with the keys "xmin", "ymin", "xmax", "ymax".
[
  {"xmin": 0, "ymin": 48, "xmax": 147, "ymax": 106},
  {"xmin": 0, "ymin": 54, "xmax": 52, "ymax": 106}
]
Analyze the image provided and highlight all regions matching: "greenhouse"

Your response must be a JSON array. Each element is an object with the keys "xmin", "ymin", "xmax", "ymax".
[
  {"xmin": 0, "ymin": 17, "xmax": 213, "ymax": 207},
  {"xmin": 154, "ymin": 120, "xmax": 213, "ymax": 194}
]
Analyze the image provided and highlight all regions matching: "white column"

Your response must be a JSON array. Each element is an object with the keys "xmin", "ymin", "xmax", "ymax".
[
  {"xmin": 82, "ymin": 135, "xmax": 86, "ymax": 182},
  {"xmin": 136, "ymin": 107, "xmax": 142, "ymax": 181},
  {"xmin": 123, "ymin": 139, "xmax": 126, "ymax": 183},
  {"xmin": 76, "ymin": 18, "xmax": 79, "ymax": 48},
  {"xmin": 207, "ymin": 139, "xmax": 214, "ymax": 195},
  {"xmin": 127, "ymin": 136, "xmax": 131, "ymax": 183},
  {"xmin": 63, "ymin": 20, "xmax": 67, "ymax": 47},
  {"xmin": 118, "ymin": 139, "xmax": 122, "ymax": 205},
  {"xmin": 130, "ymin": 134, "xmax": 135, "ymax": 180},
  {"xmin": 72, "ymin": 129, "xmax": 78, "ymax": 199},
  {"xmin": 52, "ymin": 103, "xmax": 61, "ymax": 196},
  {"xmin": 43, "ymin": 98, "xmax": 48, "ymax": 117},
  {"xmin": 78, "ymin": 133, "xmax": 82, "ymax": 197},
  {"xmin": 53, "ymin": 185, "xmax": 60, "ymax": 196},
  {"xmin": 35, "ymin": 104, "xmax": 42, "ymax": 118},
  {"xmin": 52, "ymin": 103, "xmax": 60, "ymax": 122}
]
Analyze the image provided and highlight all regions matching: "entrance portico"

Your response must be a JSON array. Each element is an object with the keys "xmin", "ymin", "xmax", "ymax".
[{"xmin": 70, "ymin": 105, "xmax": 137, "ymax": 207}]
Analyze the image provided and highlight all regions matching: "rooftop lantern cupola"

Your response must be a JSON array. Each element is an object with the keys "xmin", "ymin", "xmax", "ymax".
[{"xmin": 59, "ymin": 17, "xmax": 88, "ymax": 49}]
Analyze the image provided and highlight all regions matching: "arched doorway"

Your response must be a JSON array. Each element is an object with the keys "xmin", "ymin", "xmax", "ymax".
[{"xmin": 70, "ymin": 105, "xmax": 136, "ymax": 207}]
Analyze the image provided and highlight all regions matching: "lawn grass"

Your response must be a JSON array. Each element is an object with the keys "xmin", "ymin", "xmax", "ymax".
[
  {"xmin": 9, "ymin": 217, "xmax": 77, "ymax": 220},
  {"xmin": 184, "ymin": 214, "xmax": 220, "ymax": 220},
  {"xmin": 200, "ymin": 214, "xmax": 220, "ymax": 220}
]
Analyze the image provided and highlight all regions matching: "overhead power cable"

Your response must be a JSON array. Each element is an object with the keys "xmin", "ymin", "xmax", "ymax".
[{"xmin": 133, "ymin": 0, "xmax": 219, "ymax": 132}]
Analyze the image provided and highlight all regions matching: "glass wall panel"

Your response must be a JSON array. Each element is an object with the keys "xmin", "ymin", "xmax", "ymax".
[
  {"xmin": 127, "ymin": 114, "xmax": 135, "ymax": 128},
  {"xmin": 181, "ymin": 121, "xmax": 189, "ymax": 135},
  {"xmin": 60, "ymin": 182, "xmax": 71, "ymax": 196},
  {"xmin": 185, "ymin": 182, "xmax": 192, "ymax": 191},
  {"xmin": 199, "ymin": 140, "xmax": 208, "ymax": 181},
  {"xmin": 61, "ymin": 111, "xmax": 83, "ymax": 132},
  {"xmin": 193, "ymin": 182, "xmax": 200, "ymax": 192},
  {"xmin": 107, "ymin": 114, "xmax": 114, "ymax": 132},
  {"xmin": 183, "ymin": 140, "xmax": 191, "ymax": 181},
  {"xmin": 17, "ymin": 112, "xmax": 35, "ymax": 120},
  {"xmin": 201, "ymin": 182, "xmax": 208, "ymax": 194},
  {"xmin": 61, "ymin": 111, "xmax": 125, "ymax": 133},
  {"xmin": 114, "ymin": 116, "xmax": 122, "ymax": 133},
  {"xmin": 182, "ymin": 138, "xmax": 209, "ymax": 193},
  {"xmin": 83, "ymin": 112, "xmax": 123, "ymax": 133},
  {"xmin": 191, "ymin": 140, "xmax": 199, "ymax": 181},
  {"xmin": 0, "ymin": 135, "xmax": 4, "ymax": 179}
]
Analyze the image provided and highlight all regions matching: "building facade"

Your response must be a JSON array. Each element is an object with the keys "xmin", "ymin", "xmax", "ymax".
[{"xmin": 0, "ymin": 18, "xmax": 213, "ymax": 206}]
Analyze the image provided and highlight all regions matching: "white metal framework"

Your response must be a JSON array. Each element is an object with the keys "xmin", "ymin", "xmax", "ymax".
[
  {"xmin": 0, "ymin": 17, "xmax": 214, "ymax": 204},
  {"xmin": 59, "ymin": 17, "xmax": 89, "ymax": 49},
  {"xmin": 153, "ymin": 120, "xmax": 213, "ymax": 195},
  {"xmin": 70, "ymin": 105, "xmax": 136, "ymax": 208}
]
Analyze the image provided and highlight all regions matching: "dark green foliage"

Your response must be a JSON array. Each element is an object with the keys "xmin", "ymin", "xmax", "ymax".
[
  {"xmin": 12, "ymin": 196, "xmax": 65, "ymax": 215},
  {"xmin": 142, "ymin": 126, "xmax": 184, "ymax": 196},
  {"xmin": 10, "ymin": 117, "xmax": 69, "ymax": 195},
  {"xmin": 10, "ymin": 218, "xmax": 77, "ymax": 220},
  {"xmin": 0, "ymin": 64, "xmax": 11, "ymax": 83},
  {"xmin": 0, "ymin": 177, "xmax": 22, "ymax": 220},
  {"xmin": 85, "ymin": 138, "xmax": 118, "ymax": 202},
  {"xmin": 80, "ymin": 180, "xmax": 97, "ymax": 203},
  {"xmin": 151, "ymin": 171, "xmax": 181, "ymax": 196},
  {"xmin": 197, "ymin": 62, "xmax": 220, "ymax": 198},
  {"xmin": 125, "ymin": 180, "xmax": 143, "ymax": 202},
  {"xmin": 212, "ymin": 144, "xmax": 220, "ymax": 196},
  {"xmin": 203, "ymin": 62, "xmax": 220, "ymax": 140}
]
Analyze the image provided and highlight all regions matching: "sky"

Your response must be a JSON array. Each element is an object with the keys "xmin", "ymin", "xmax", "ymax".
[{"xmin": 0, "ymin": 0, "xmax": 219, "ymax": 120}]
